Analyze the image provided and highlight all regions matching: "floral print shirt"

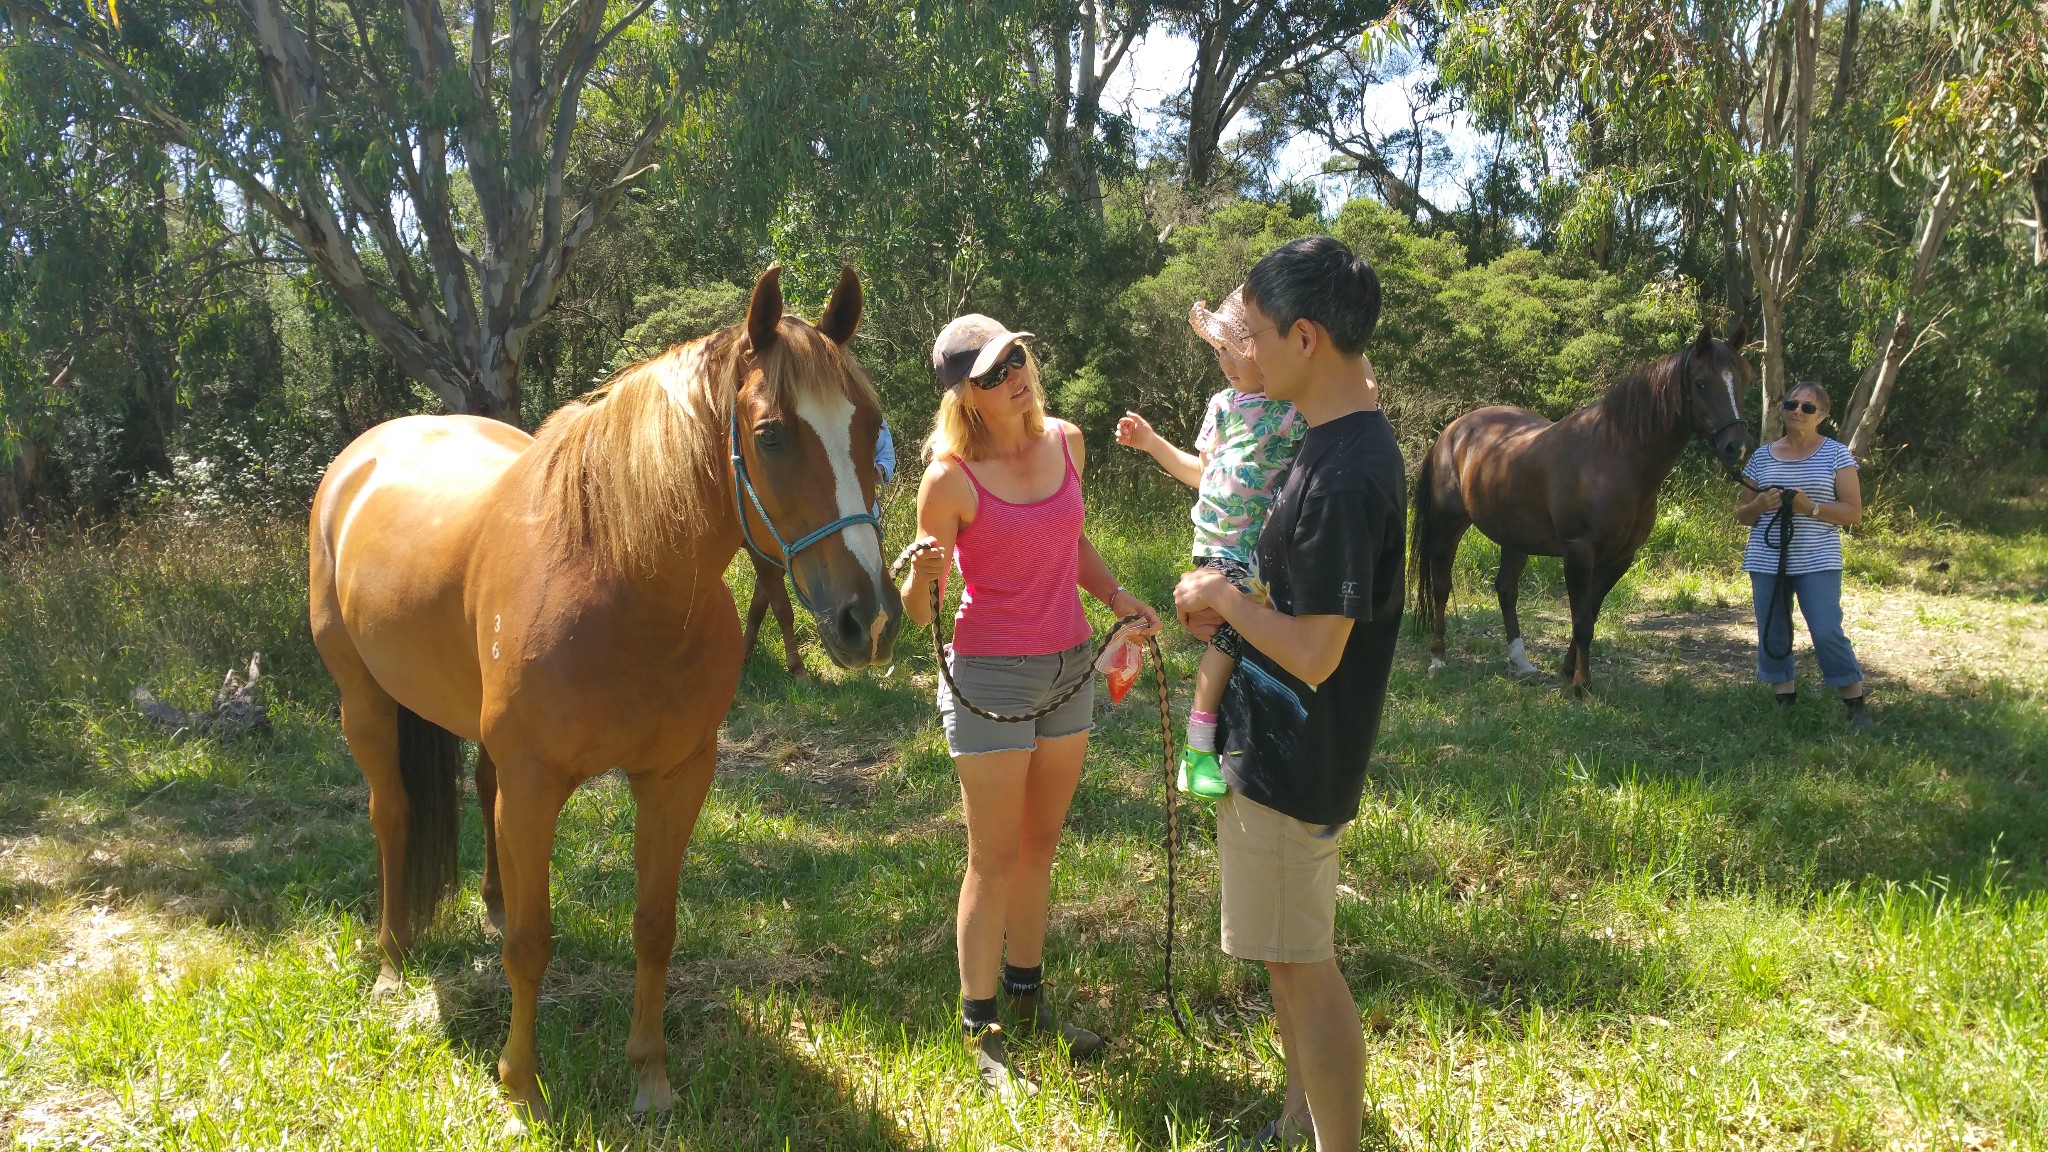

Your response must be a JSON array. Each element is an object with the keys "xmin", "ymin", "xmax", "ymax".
[{"xmin": 1191, "ymin": 387, "xmax": 1305, "ymax": 563}]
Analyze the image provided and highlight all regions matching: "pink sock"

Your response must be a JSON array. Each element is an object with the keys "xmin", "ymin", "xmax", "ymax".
[{"xmin": 1186, "ymin": 709, "xmax": 1218, "ymax": 753}]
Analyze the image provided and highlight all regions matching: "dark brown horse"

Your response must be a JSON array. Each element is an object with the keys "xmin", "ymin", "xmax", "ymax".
[
  {"xmin": 742, "ymin": 550, "xmax": 809, "ymax": 677},
  {"xmin": 308, "ymin": 266, "xmax": 901, "ymax": 1129},
  {"xmin": 1411, "ymin": 323, "xmax": 1756, "ymax": 692}
]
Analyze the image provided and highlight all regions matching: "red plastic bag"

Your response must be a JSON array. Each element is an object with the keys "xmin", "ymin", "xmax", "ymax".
[{"xmin": 1094, "ymin": 624, "xmax": 1145, "ymax": 703}]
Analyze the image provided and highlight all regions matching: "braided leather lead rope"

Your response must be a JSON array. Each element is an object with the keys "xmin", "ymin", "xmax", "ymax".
[{"xmin": 891, "ymin": 541, "xmax": 1194, "ymax": 1037}]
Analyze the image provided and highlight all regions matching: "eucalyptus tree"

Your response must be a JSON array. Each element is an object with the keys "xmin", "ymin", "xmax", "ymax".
[
  {"xmin": 1442, "ymin": 0, "xmax": 1870, "ymax": 438},
  {"xmin": 1026, "ymin": 0, "xmax": 1152, "ymax": 216},
  {"xmin": 1, "ymin": 30, "xmax": 274, "ymax": 522},
  {"xmin": 1161, "ymin": 0, "xmax": 1390, "ymax": 187},
  {"xmin": 3, "ymin": 0, "xmax": 701, "ymax": 425},
  {"xmin": 1253, "ymin": 15, "xmax": 1456, "ymax": 225},
  {"xmin": 1840, "ymin": 0, "xmax": 2048, "ymax": 456}
]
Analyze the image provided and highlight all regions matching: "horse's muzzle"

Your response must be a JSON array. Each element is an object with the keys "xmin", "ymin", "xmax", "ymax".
[
  {"xmin": 1714, "ymin": 426, "xmax": 1757, "ymax": 473},
  {"xmin": 814, "ymin": 583, "xmax": 904, "ymax": 669}
]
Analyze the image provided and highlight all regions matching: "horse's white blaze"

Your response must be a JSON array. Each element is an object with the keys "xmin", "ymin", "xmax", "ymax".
[
  {"xmin": 794, "ymin": 389, "xmax": 886, "ymax": 598},
  {"xmin": 1723, "ymin": 370, "xmax": 1739, "ymax": 421}
]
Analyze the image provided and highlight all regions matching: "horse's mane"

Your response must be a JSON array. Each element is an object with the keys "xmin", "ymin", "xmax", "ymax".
[
  {"xmin": 1588, "ymin": 352, "xmax": 1686, "ymax": 445},
  {"xmin": 530, "ymin": 320, "xmax": 876, "ymax": 573}
]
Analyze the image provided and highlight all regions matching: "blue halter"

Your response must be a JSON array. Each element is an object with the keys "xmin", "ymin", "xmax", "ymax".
[{"xmin": 730, "ymin": 405, "xmax": 880, "ymax": 613}]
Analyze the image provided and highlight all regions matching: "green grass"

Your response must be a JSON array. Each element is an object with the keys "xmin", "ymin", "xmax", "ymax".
[{"xmin": 2, "ymin": 465, "xmax": 2044, "ymax": 1150}]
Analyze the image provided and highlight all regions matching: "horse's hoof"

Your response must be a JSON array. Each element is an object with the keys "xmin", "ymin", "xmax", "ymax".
[
  {"xmin": 502, "ymin": 1095, "xmax": 550, "ymax": 1135},
  {"xmin": 1427, "ymin": 656, "xmax": 1447, "ymax": 676},
  {"xmin": 483, "ymin": 900, "xmax": 506, "ymax": 938},
  {"xmin": 1508, "ymin": 659, "xmax": 1543, "ymax": 677},
  {"xmin": 372, "ymin": 966, "xmax": 404, "ymax": 997},
  {"xmin": 631, "ymin": 1073, "xmax": 676, "ymax": 1117}
]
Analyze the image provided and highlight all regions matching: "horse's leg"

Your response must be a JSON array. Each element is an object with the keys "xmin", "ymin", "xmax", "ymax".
[
  {"xmin": 1425, "ymin": 521, "xmax": 1466, "ymax": 675},
  {"xmin": 335, "ymin": 687, "xmax": 412, "ymax": 992},
  {"xmin": 1560, "ymin": 541, "xmax": 1601, "ymax": 696},
  {"xmin": 475, "ymin": 746, "xmax": 505, "ymax": 937},
  {"xmin": 741, "ymin": 583, "xmax": 770, "ymax": 661},
  {"xmin": 492, "ymin": 760, "xmax": 571, "ymax": 1132},
  {"xmin": 623, "ymin": 750, "xmax": 718, "ymax": 1116},
  {"xmin": 766, "ymin": 576, "xmax": 805, "ymax": 678},
  {"xmin": 1576, "ymin": 560, "xmax": 1632, "ymax": 694},
  {"xmin": 1496, "ymin": 549, "xmax": 1541, "ymax": 676}
]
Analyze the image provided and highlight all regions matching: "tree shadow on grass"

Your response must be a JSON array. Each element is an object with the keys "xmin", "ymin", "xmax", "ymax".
[
  {"xmin": 1391, "ymin": 599, "xmax": 2048, "ymax": 896},
  {"xmin": 424, "ymin": 952, "xmax": 939, "ymax": 1151}
]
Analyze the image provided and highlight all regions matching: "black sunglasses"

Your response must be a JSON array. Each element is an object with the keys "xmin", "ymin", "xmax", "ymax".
[
  {"xmin": 970, "ymin": 345, "xmax": 1028, "ymax": 389},
  {"xmin": 1780, "ymin": 399, "xmax": 1820, "ymax": 415}
]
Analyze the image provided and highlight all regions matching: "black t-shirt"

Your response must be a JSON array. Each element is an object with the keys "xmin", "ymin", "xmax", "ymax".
[{"xmin": 1218, "ymin": 408, "xmax": 1406, "ymax": 827}]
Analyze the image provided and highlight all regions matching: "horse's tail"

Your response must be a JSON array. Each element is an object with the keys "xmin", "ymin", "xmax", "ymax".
[
  {"xmin": 396, "ymin": 705, "xmax": 463, "ymax": 937},
  {"xmin": 1409, "ymin": 441, "xmax": 1443, "ymax": 637}
]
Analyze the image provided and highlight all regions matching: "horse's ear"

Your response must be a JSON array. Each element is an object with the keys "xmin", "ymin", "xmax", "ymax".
[
  {"xmin": 818, "ymin": 264, "xmax": 862, "ymax": 346},
  {"xmin": 1693, "ymin": 323, "xmax": 1715, "ymax": 354},
  {"xmin": 1728, "ymin": 318, "xmax": 1749, "ymax": 351},
  {"xmin": 747, "ymin": 265, "xmax": 784, "ymax": 354}
]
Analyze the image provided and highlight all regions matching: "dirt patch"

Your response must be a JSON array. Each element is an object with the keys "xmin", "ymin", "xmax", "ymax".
[
  {"xmin": 718, "ymin": 729, "xmax": 896, "ymax": 809},
  {"xmin": 1622, "ymin": 588, "xmax": 2048, "ymax": 692}
]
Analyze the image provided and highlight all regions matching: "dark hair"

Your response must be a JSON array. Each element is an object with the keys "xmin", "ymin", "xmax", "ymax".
[{"xmin": 1242, "ymin": 236, "xmax": 1381, "ymax": 355}]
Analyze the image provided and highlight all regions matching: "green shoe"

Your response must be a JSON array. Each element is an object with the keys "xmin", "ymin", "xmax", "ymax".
[{"xmin": 1177, "ymin": 747, "xmax": 1228, "ymax": 800}]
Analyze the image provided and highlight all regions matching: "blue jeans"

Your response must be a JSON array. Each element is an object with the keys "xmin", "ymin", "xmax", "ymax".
[{"xmin": 1750, "ymin": 569, "xmax": 1863, "ymax": 687}]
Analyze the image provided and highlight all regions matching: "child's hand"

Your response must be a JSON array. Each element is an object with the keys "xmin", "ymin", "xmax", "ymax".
[{"xmin": 1115, "ymin": 411, "xmax": 1159, "ymax": 453}]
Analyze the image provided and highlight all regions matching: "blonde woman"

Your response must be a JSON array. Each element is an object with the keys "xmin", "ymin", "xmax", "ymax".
[{"xmin": 899, "ymin": 314, "xmax": 1163, "ymax": 1099}]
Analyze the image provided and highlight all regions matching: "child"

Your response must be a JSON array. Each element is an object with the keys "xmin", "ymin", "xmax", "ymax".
[{"xmin": 1116, "ymin": 288, "xmax": 1304, "ymax": 798}]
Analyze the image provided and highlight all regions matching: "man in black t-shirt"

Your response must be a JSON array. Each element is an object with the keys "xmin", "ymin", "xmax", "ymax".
[{"xmin": 1174, "ymin": 236, "xmax": 1403, "ymax": 1151}]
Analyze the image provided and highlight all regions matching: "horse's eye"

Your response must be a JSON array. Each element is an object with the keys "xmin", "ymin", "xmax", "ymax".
[{"xmin": 756, "ymin": 422, "xmax": 787, "ymax": 451}]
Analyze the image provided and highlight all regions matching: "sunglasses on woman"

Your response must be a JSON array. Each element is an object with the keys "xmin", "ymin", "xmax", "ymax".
[
  {"xmin": 1781, "ymin": 399, "xmax": 1820, "ymax": 415},
  {"xmin": 970, "ymin": 344, "xmax": 1029, "ymax": 389}
]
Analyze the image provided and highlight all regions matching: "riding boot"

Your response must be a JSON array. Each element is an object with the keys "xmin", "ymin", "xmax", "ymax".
[
  {"xmin": 963, "ymin": 1022, "xmax": 1033, "ymax": 1102},
  {"xmin": 1843, "ymin": 691, "xmax": 1874, "ymax": 732},
  {"xmin": 1003, "ymin": 965, "xmax": 1105, "ymax": 1061}
]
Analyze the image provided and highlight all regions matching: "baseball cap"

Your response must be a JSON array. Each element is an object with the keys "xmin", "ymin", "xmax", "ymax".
[{"xmin": 931, "ymin": 314, "xmax": 1034, "ymax": 388}]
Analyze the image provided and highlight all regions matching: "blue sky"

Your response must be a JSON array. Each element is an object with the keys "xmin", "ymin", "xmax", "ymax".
[{"xmin": 1104, "ymin": 29, "xmax": 1481, "ymax": 209}]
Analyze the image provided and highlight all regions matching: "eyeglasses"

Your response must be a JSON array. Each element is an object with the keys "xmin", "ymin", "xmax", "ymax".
[
  {"xmin": 970, "ymin": 345, "xmax": 1028, "ymax": 389},
  {"xmin": 1233, "ymin": 322, "xmax": 1280, "ymax": 359},
  {"xmin": 1780, "ymin": 399, "xmax": 1820, "ymax": 415}
]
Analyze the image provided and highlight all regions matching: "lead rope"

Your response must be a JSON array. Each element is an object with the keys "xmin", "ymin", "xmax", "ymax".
[
  {"xmin": 1762, "ymin": 488, "xmax": 1797, "ymax": 662},
  {"xmin": 1726, "ymin": 471, "xmax": 1797, "ymax": 663},
  {"xmin": 890, "ymin": 540, "xmax": 1195, "ymax": 1038}
]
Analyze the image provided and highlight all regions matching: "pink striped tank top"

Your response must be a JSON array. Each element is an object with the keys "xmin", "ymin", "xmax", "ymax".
[{"xmin": 950, "ymin": 432, "xmax": 1092, "ymax": 656}]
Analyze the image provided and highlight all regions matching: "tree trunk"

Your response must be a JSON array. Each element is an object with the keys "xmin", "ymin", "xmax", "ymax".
[
  {"xmin": 1186, "ymin": 29, "xmax": 1227, "ymax": 187},
  {"xmin": 1844, "ymin": 169, "xmax": 1958, "ymax": 457},
  {"xmin": 0, "ymin": 438, "xmax": 49, "ymax": 531},
  {"xmin": 2032, "ymin": 155, "xmax": 2048, "ymax": 267},
  {"xmin": 1756, "ymin": 285, "xmax": 1791, "ymax": 441},
  {"xmin": 1721, "ymin": 199, "xmax": 1752, "ymax": 322}
]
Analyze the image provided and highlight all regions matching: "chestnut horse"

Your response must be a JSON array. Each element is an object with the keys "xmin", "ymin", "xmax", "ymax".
[
  {"xmin": 1411, "ymin": 323, "xmax": 1757, "ymax": 692},
  {"xmin": 308, "ymin": 266, "xmax": 901, "ymax": 1128}
]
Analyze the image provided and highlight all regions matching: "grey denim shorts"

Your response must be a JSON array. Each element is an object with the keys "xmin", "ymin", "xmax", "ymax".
[{"xmin": 937, "ymin": 641, "xmax": 1096, "ymax": 757}]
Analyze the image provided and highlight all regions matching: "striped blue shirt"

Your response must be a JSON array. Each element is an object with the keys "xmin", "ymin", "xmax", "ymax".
[{"xmin": 1741, "ymin": 437, "xmax": 1857, "ymax": 575}]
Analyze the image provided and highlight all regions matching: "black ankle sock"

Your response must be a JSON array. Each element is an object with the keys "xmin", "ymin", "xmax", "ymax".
[
  {"xmin": 1776, "ymin": 690, "xmax": 1797, "ymax": 707},
  {"xmin": 962, "ymin": 994, "xmax": 999, "ymax": 1033},
  {"xmin": 1843, "ymin": 692, "xmax": 1868, "ymax": 711},
  {"xmin": 1001, "ymin": 963, "xmax": 1042, "ymax": 997}
]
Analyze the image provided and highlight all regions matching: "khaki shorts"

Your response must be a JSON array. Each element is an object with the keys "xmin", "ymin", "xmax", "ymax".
[{"xmin": 1216, "ymin": 792, "xmax": 1347, "ymax": 964}]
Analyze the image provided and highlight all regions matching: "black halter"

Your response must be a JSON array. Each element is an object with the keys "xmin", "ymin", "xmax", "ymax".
[{"xmin": 1678, "ymin": 343, "xmax": 1749, "ymax": 448}]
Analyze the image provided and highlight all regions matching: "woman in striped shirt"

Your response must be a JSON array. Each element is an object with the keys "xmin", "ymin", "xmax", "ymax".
[{"xmin": 1735, "ymin": 380, "xmax": 1873, "ymax": 729}]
